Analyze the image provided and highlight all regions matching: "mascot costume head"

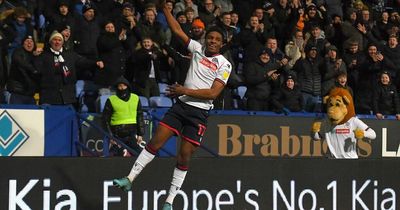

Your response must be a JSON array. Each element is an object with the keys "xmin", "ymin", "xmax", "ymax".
[{"xmin": 323, "ymin": 87, "xmax": 355, "ymax": 125}]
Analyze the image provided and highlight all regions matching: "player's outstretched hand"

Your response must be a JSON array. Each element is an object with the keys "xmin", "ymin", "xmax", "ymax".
[{"xmin": 166, "ymin": 83, "xmax": 186, "ymax": 97}]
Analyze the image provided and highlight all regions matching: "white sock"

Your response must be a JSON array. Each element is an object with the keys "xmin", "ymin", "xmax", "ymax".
[
  {"xmin": 127, "ymin": 149, "xmax": 155, "ymax": 182},
  {"xmin": 165, "ymin": 167, "xmax": 187, "ymax": 204}
]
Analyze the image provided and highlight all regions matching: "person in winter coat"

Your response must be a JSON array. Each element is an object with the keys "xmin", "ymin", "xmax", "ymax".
[
  {"xmin": 7, "ymin": 35, "xmax": 41, "ymax": 104},
  {"xmin": 321, "ymin": 45, "xmax": 346, "ymax": 96},
  {"xmin": 95, "ymin": 21, "xmax": 129, "ymax": 88},
  {"xmin": 292, "ymin": 43, "xmax": 324, "ymax": 112},
  {"xmin": 34, "ymin": 31, "xmax": 104, "ymax": 105},
  {"xmin": 271, "ymin": 74, "xmax": 304, "ymax": 115},
  {"xmin": 131, "ymin": 37, "xmax": 164, "ymax": 98},
  {"xmin": 244, "ymin": 48, "xmax": 281, "ymax": 111},
  {"xmin": 372, "ymin": 71, "xmax": 400, "ymax": 120}
]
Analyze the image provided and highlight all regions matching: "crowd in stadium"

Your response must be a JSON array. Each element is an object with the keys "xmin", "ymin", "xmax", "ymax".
[{"xmin": 0, "ymin": 0, "xmax": 399, "ymax": 119}]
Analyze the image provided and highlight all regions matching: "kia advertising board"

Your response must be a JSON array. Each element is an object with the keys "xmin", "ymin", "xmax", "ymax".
[{"xmin": 0, "ymin": 158, "xmax": 399, "ymax": 210}]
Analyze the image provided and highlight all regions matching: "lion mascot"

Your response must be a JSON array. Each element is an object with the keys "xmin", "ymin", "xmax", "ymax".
[{"xmin": 312, "ymin": 87, "xmax": 376, "ymax": 159}]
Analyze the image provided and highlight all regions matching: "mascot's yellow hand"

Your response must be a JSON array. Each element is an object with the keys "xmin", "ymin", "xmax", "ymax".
[
  {"xmin": 354, "ymin": 129, "xmax": 364, "ymax": 139},
  {"xmin": 312, "ymin": 122, "xmax": 321, "ymax": 133}
]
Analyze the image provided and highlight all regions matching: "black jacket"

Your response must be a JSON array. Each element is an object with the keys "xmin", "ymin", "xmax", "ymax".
[
  {"xmin": 372, "ymin": 83, "xmax": 400, "ymax": 115},
  {"xmin": 34, "ymin": 48, "xmax": 97, "ymax": 105},
  {"xmin": 271, "ymin": 85, "xmax": 304, "ymax": 112},
  {"xmin": 132, "ymin": 47, "xmax": 163, "ymax": 87},
  {"xmin": 95, "ymin": 32, "xmax": 128, "ymax": 86},
  {"xmin": 7, "ymin": 47, "xmax": 38, "ymax": 96},
  {"xmin": 293, "ymin": 56, "xmax": 324, "ymax": 96},
  {"xmin": 244, "ymin": 59, "xmax": 281, "ymax": 100}
]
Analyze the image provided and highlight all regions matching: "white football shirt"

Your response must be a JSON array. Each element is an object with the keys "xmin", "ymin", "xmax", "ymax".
[
  {"xmin": 178, "ymin": 39, "xmax": 232, "ymax": 110},
  {"xmin": 314, "ymin": 117, "xmax": 376, "ymax": 159}
]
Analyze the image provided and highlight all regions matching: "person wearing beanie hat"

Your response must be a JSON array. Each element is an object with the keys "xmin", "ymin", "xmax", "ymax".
[
  {"xmin": 371, "ymin": 70, "xmax": 400, "ymax": 120},
  {"xmin": 82, "ymin": 3, "xmax": 95, "ymax": 15},
  {"xmin": 33, "ymin": 29, "xmax": 104, "ymax": 105},
  {"xmin": 271, "ymin": 73, "xmax": 304, "ymax": 115},
  {"xmin": 73, "ymin": 1, "xmax": 101, "ymax": 79},
  {"xmin": 7, "ymin": 34, "xmax": 40, "ymax": 104},
  {"xmin": 102, "ymin": 76, "xmax": 146, "ymax": 156}
]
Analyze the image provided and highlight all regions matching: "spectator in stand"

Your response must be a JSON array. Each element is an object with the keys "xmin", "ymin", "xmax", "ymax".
[
  {"xmin": 305, "ymin": 24, "xmax": 331, "ymax": 57},
  {"xmin": 185, "ymin": 7, "xmax": 196, "ymax": 25},
  {"xmin": 132, "ymin": 37, "xmax": 164, "ymax": 98},
  {"xmin": 157, "ymin": 0, "xmax": 174, "ymax": 31},
  {"xmin": 243, "ymin": 48, "xmax": 281, "ymax": 111},
  {"xmin": 114, "ymin": 2, "xmax": 141, "ymax": 52},
  {"xmin": 253, "ymin": 6, "xmax": 275, "ymax": 39},
  {"xmin": 102, "ymin": 77, "xmax": 145, "ymax": 156},
  {"xmin": 7, "ymin": 35, "xmax": 41, "ymax": 104},
  {"xmin": 56, "ymin": 24, "xmax": 74, "ymax": 51},
  {"xmin": 34, "ymin": 31, "xmax": 104, "ymax": 105},
  {"xmin": 174, "ymin": 0, "xmax": 198, "ymax": 18},
  {"xmin": 216, "ymin": 12, "xmax": 235, "ymax": 44},
  {"xmin": 198, "ymin": 0, "xmax": 219, "ymax": 27},
  {"xmin": 284, "ymin": 30, "xmax": 304, "ymax": 71},
  {"xmin": 4, "ymin": 7, "xmax": 33, "ymax": 59},
  {"xmin": 230, "ymin": 11, "xmax": 240, "ymax": 34},
  {"xmin": 322, "ymin": 45, "xmax": 347, "ymax": 97},
  {"xmin": 95, "ymin": 21, "xmax": 129, "ymax": 89},
  {"xmin": 358, "ymin": 25, "xmax": 400, "ymax": 88},
  {"xmin": 271, "ymin": 74, "xmax": 304, "ymax": 115},
  {"xmin": 190, "ymin": 18, "xmax": 206, "ymax": 44},
  {"xmin": 74, "ymin": 3, "xmax": 101, "ymax": 80},
  {"xmin": 372, "ymin": 71, "xmax": 400, "ymax": 120},
  {"xmin": 356, "ymin": 44, "xmax": 395, "ymax": 114},
  {"xmin": 303, "ymin": 3, "xmax": 328, "ymax": 33},
  {"xmin": 233, "ymin": 15, "xmax": 271, "ymax": 64},
  {"xmin": 292, "ymin": 43, "xmax": 324, "ymax": 112},
  {"xmin": 334, "ymin": 71, "xmax": 353, "ymax": 96},
  {"xmin": 214, "ymin": 0, "xmax": 233, "ymax": 14},
  {"xmin": 372, "ymin": 11, "xmax": 390, "ymax": 41},
  {"xmin": 46, "ymin": 0, "xmax": 75, "ymax": 35},
  {"xmin": 137, "ymin": 8, "xmax": 166, "ymax": 45},
  {"xmin": 342, "ymin": 41, "xmax": 365, "ymax": 91}
]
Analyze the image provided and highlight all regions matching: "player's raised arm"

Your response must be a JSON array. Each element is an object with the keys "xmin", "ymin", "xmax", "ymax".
[{"xmin": 162, "ymin": 1, "xmax": 190, "ymax": 44}]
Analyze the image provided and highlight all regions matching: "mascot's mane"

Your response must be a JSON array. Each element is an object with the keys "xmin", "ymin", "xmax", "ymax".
[{"xmin": 327, "ymin": 87, "xmax": 355, "ymax": 124}]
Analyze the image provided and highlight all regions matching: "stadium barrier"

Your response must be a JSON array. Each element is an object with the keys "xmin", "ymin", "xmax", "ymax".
[
  {"xmin": 1, "ymin": 157, "xmax": 399, "ymax": 210},
  {"xmin": 1, "ymin": 105, "xmax": 400, "ymax": 158}
]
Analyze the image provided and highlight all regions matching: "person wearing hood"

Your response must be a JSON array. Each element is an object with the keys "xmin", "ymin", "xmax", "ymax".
[
  {"xmin": 7, "ymin": 35, "xmax": 41, "ymax": 104},
  {"xmin": 95, "ymin": 21, "xmax": 129, "ymax": 88},
  {"xmin": 102, "ymin": 76, "xmax": 145, "ymax": 156},
  {"xmin": 372, "ymin": 71, "xmax": 400, "ymax": 120},
  {"xmin": 243, "ymin": 47, "xmax": 281, "ymax": 111}
]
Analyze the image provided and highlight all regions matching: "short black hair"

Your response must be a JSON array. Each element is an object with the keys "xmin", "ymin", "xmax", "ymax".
[{"xmin": 205, "ymin": 26, "xmax": 225, "ymax": 39}]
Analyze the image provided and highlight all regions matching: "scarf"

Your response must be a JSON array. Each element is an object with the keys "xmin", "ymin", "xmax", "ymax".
[{"xmin": 51, "ymin": 48, "xmax": 73, "ymax": 83}]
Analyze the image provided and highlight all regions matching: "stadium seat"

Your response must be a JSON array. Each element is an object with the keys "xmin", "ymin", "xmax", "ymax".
[
  {"xmin": 237, "ymin": 86, "xmax": 247, "ymax": 99},
  {"xmin": 139, "ymin": 96, "xmax": 149, "ymax": 108},
  {"xmin": 149, "ymin": 96, "xmax": 173, "ymax": 108},
  {"xmin": 75, "ymin": 80, "xmax": 85, "ymax": 98},
  {"xmin": 158, "ymin": 83, "xmax": 169, "ymax": 96},
  {"xmin": 96, "ymin": 94, "xmax": 112, "ymax": 113}
]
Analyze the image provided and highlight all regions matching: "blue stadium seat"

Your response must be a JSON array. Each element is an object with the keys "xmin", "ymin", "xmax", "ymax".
[
  {"xmin": 96, "ymin": 94, "xmax": 112, "ymax": 113},
  {"xmin": 139, "ymin": 96, "xmax": 149, "ymax": 108},
  {"xmin": 75, "ymin": 80, "xmax": 85, "ymax": 98},
  {"xmin": 149, "ymin": 96, "xmax": 173, "ymax": 108},
  {"xmin": 158, "ymin": 83, "xmax": 169, "ymax": 96},
  {"xmin": 237, "ymin": 86, "xmax": 247, "ymax": 99}
]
